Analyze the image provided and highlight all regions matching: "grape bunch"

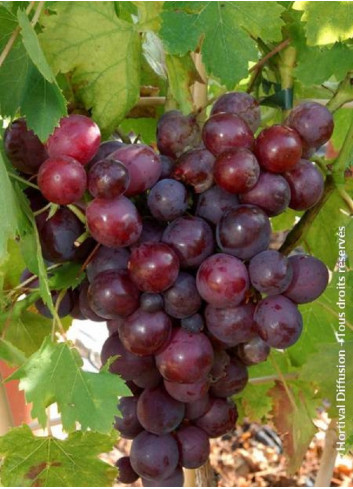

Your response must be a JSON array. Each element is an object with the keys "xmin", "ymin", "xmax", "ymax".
[{"xmin": 5, "ymin": 92, "xmax": 332, "ymax": 487}]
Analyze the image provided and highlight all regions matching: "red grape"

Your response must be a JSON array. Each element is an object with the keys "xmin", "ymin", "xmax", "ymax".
[
  {"xmin": 140, "ymin": 292, "xmax": 164, "ymax": 312},
  {"xmin": 142, "ymin": 466, "xmax": 184, "ymax": 487},
  {"xmin": 88, "ymin": 158, "xmax": 129, "ymax": 199},
  {"xmin": 147, "ymin": 179, "xmax": 188, "ymax": 221},
  {"xmin": 195, "ymin": 397, "xmax": 238, "ymax": 438},
  {"xmin": 214, "ymin": 148, "xmax": 260, "ymax": 194},
  {"xmin": 133, "ymin": 367, "xmax": 162, "ymax": 389},
  {"xmin": 185, "ymin": 394, "xmax": 211, "ymax": 421},
  {"xmin": 114, "ymin": 396, "xmax": 143, "ymax": 439},
  {"xmin": 116, "ymin": 457, "xmax": 139, "ymax": 484},
  {"xmin": 162, "ymin": 272, "xmax": 202, "ymax": 319},
  {"xmin": 211, "ymin": 91, "xmax": 261, "ymax": 132},
  {"xmin": 172, "ymin": 148, "xmax": 215, "ymax": 193},
  {"xmin": 284, "ymin": 160, "xmax": 324, "ymax": 210},
  {"xmin": 157, "ymin": 110, "xmax": 200, "ymax": 159},
  {"xmin": 236, "ymin": 336, "xmax": 270, "ymax": 366},
  {"xmin": 249, "ymin": 250, "xmax": 293, "ymax": 295},
  {"xmin": 210, "ymin": 358, "xmax": 248, "ymax": 397},
  {"xmin": 176, "ymin": 426, "xmax": 210, "ymax": 469},
  {"xmin": 86, "ymin": 246, "xmax": 130, "ymax": 282},
  {"xmin": 78, "ymin": 281, "xmax": 105, "ymax": 322},
  {"xmin": 164, "ymin": 379, "xmax": 209, "ymax": 403},
  {"xmin": 196, "ymin": 185, "xmax": 239, "ymax": 225}
]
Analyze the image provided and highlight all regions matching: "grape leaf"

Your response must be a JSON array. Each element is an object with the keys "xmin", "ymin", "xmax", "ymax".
[
  {"xmin": 9, "ymin": 337, "xmax": 131, "ymax": 433},
  {"xmin": 39, "ymin": 2, "xmax": 141, "ymax": 136},
  {"xmin": 120, "ymin": 117, "xmax": 157, "ymax": 145},
  {"xmin": 0, "ymin": 425, "xmax": 117, "ymax": 487},
  {"xmin": 271, "ymin": 208, "xmax": 300, "ymax": 232},
  {"xmin": 134, "ymin": 1, "xmax": 164, "ymax": 31},
  {"xmin": 160, "ymin": 1, "xmax": 285, "ymax": 89},
  {"xmin": 235, "ymin": 382, "xmax": 275, "ymax": 423},
  {"xmin": 293, "ymin": 1, "xmax": 353, "ymax": 46},
  {"xmin": 48, "ymin": 262, "xmax": 84, "ymax": 291},
  {"xmin": 0, "ymin": 240, "xmax": 25, "ymax": 294},
  {"xmin": 0, "ymin": 338, "xmax": 26, "ymax": 366},
  {"xmin": 332, "ymin": 108, "xmax": 353, "ymax": 152},
  {"xmin": 165, "ymin": 54, "xmax": 201, "ymax": 113}
]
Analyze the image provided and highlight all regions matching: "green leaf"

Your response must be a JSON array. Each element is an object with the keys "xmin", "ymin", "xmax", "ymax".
[
  {"xmin": 160, "ymin": 2, "xmax": 285, "ymax": 89},
  {"xmin": 166, "ymin": 53, "xmax": 201, "ymax": 113},
  {"xmin": 134, "ymin": 1, "xmax": 164, "ymax": 31},
  {"xmin": 48, "ymin": 263, "xmax": 84, "ymax": 291},
  {"xmin": 294, "ymin": 1, "xmax": 353, "ymax": 46},
  {"xmin": 270, "ymin": 208, "xmax": 300, "ymax": 232},
  {"xmin": 332, "ymin": 108, "xmax": 353, "ymax": 153},
  {"xmin": 235, "ymin": 382, "xmax": 275, "ymax": 423},
  {"xmin": 119, "ymin": 117, "xmax": 157, "ymax": 145},
  {"xmin": 0, "ymin": 425, "xmax": 117, "ymax": 487},
  {"xmin": 9, "ymin": 337, "xmax": 131, "ymax": 432},
  {"xmin": 0, "ymin": 338, "xmax": 26, "ymax": 366},
  {"xmin": 39, "ymin": 2, "xmax": 141, "ymax": 135},
  {"xmin": 0, "ymin": 239, "xmax": 25, "ymax": 294}
]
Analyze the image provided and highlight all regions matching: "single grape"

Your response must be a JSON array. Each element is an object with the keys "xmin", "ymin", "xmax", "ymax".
[
  {"xmin": 196, "ymin": 185, "xmax": 239, "ymax": 225},
  {"xmin": 185, "ymin": 394, "xmax": 211, "ymax": 421},
  {"xmin": 255, "ymin": 125, "xmax": 302, "ymax": 173},
  {"xmin": 133, "ymin": 367, "xmax": 162, "ymax": 389},
  {"xmin": 195, "ymin": 397, "xmax": 238, "ymax": 438},
  {"xmin": 78, "ymin": 281, "xmax": 105, "ymax": 321},
  {"xmin": 130, "ymin": 431, "xmax": 179, "ymax": 481},
  {"xmin": 88, "ymin": 140, "xmax": 125, "ymax": 167},
  {"xmin": 181, "ymin": 313, "xmax": 204, "ymax": 334},
  {"xmin": 140, "ymin": 292, "xmax": 164, "ymax": 312},
  {"xmin": 4, "ymin": 118, "xmax": 48, "ymax": 174},
  {"xmin": 156, "ymin": 328, "xmax": 214, "ymax": 384},
  {"xmin": 147, "ymin": 179, "xmax": 188, "ymax": 221},
  {"xmin": 286, "ymin": 102, "xmax": 334, "ymax": 149},
  {"xmin": 69, "ymin": 289, "xmax": 85, "ymax": 320},
  {"xmin": 114, "ymin": 396, "xmax": 143, "ymax": 439},
  {"xmin": 88, "ymin": 158, "xmax": 129, "ymax": 199},
  {"xmin": 205, "ymin": 303, "xmax": 255, "ymax": 347},
  {"xmin": 37, "ymin": 156, "xmax": 87, "ymax": 205},
  {"xmin": 109, "ymin": 144, "xmax": 161, "ymax": 196},
  {"xmin": 137, "ymin": 385, "xmax": 185, "ymax": 435},
  {"xmin": 35, "ymin": 289, "xmax": 74, "ymax": 319},
  {"xmin": 160, "ymin": 154, "xmax": 175, "ymax": 179},
  {"xmin": 196, "ymin": 253, "xmax": 249, "ymax": 308},
  {"xmin": 162, "ymin": 216, "xmax": 215, "ymax": 268},
  {"xmin": 118, "ymin": 309, "xmax": 172, "ymax": 356},
  {"xmin": 86, "ymin": 246, "xmax": 130, "ymax": 282},
  {"xmin": 157, "ymin": 110, "xmax": 200, "ymax": 159},
  {"xmin": 115, "ymin": 457, "xmax": 139, "ymax": 484},
  {"xmin": 88, "ymin": 270, "xmax": 140, "ymax": 319},
  {"xmin": 236, "ymin": 336, "xmax": 270, "ymax": 366},
  {"xmin": 101, "ymin": 333, "xmax": 154, "ymax": 380},
  {"xmin": 142, "ymin": 466, "xmax": 184, "ymax": 487},
  {"xmin": 211, "ymin": 91, "xmax": 261, "ymax": 132},
  {"xmin": 239, "ymin": 172, "xmax": 291, "ymax": 217},
  {"xmin": 210, "ymin": 358, "xmax": 248, "ymax": 397},
  {"xmin": 284, "ymin": 160, "xmax": 324, "ymax": 211},
  {"xmin": 216, "ymin": 205, "xmax": 271, "ymax": 260},
  {"xmin": 249, "ymin": 250, "xmax": 293, "ymax": 295},
  {"xmin": 209, "ymin": 349, "xmax": 231, "ymax": 383},
  {"xmin": 164, "ymin": 379, "xmax": 209, "ymax": 403},
  {"xmin": 131, "ymin": 219, "xmax": 165, "ymax": 249},
  {"xmin": 86, "ymin": 196, "xmax": 142, "ymax": 248},
  {"xmin": 46, "ymin": 114, "xmax": 101, "ymax": 165},
  {"xmin": 254, "ymin": 295, "xmax": 303, "ymax": 349},
  {"xmin": 162, "ymin": 272, "xmax": 202, "ymax": 319},
  {"xmin": 128, "ymin": 242, "xmax": 180, "ymax": 293},
  {"xmin": 283, "ymin": 254, "xmax": 329, "ymax": 304},
  {"xmin": 36, "ymin": 207, "xmax": 84, "ymax": 263},
  {"xmin": 214, "ymin": 148, "xmax": 260, "ymax": 194},
  {"xmin": 202, "ymin": 113, "xmax": 254, "ymax": 156},
  {"xmin": 176, "ymin": 426, "xmax": 210, "ymax": 469},
  {"xmin": 172, "ymin": 148, "xmax": 215, "ymax": 193}
]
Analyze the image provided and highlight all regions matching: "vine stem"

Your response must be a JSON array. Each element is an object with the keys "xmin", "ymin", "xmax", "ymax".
[
  {"xmin": 8, "ymin": 172, "xmax": 39, "ymax": 190},
  {"xmin": 67, "ymin": 204, "xmax": 86, "ymax": 225},
  {"xmin": 314, "ymin": 419, "xmax": 338, "ymax": 487}
]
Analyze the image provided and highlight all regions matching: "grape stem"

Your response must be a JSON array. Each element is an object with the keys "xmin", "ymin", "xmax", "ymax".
[
  {"xmin": 249, "ymin": 372, "xmax": 298, "ymax": 385},
  {"xmin": 67, "ymin": 204, "xmax": 87, "ymax": 225},
  {"xmin": 8, "ymin": 172, "xmax": 40, "ymax": 190},
  {"xmin": 327, "ymin": 71, "xmax": 353, "ymax": 113}
]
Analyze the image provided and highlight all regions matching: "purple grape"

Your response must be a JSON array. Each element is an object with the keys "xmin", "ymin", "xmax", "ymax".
[
  {"xmin": 142, "ymin": 466, "xmax": 184, "ymax": 487},
  {"xmin": 254, "ymin": 295, "xmax": 303, "ymax": 349},
  {"xmin": 209, "ymin": 349, "xmax": 231, "ymax": 383},
  {"xmin": 131, "ymin": 219, "xmax": 165, "ymax": 249},
  {"xmin": 164, "ymin": 379, "xmax": 209, "ymax": 403},
  {"xmin": 195, "ymin": 397, "xmax": 238, "ymax": 438},
  {"xmin": 196, "ymin": 185, "xmax": 239, "ymax": 225},
  {"xmin": 211, "ymin": 91, "xmax": 261, "ymax": 132},
  {"xmin": 236, "ymin": 336, "xmax": 270, "ymax": 366},
  {"xmin": 157, "ymin": 110, "xmax": 200, "ymax": 159},
  {"xmin": 162, "ymin": 272, "xmax": 202, "ymax": 319},
  {"xmin": 35, "ymin": 289, "xmax": 74, "ymax": 319},
  {"xmin": 283, "ymin": 254, "xmax": 329, "ymax": 304},
  {"xmin": 284, "ymin": 160, "xmax": 324, "ymax": 211},
  {"xmin": 181, "ymin": 313, "xmax": 204, "ymax": 334},
  {"xmin": 210, "ymin": 359, "xmax": 248, "ymax": 397},
  {"xmin": 78, "ymin": 281, "xmax": 105, "ymax": 322},
  {"xmin": 160, "ymin": 154, "xmax": 175, "ymax": 179},
  {"xmin": 133, "ymin": 367, "xmax": 162, "ymax": 389},
  {"xmin": 214, "ymin": 148, "xmax": 260, "ymax": 194},
  {"xmin": 116, "ymin": 456, "xmax": 139, "ymax": 484},
  {"xmin": 249, "ymin": 250, "xmax": 293, "ymax": 295},
  {"xmin": 88, "ymin": 158, "xmax": 130, "ymax": 199},
  {"xmin": 185, "ymin": 394, "xmax": 211, "ymax": 421},
  {"xmin": 176, "ymin": 426, "xmax": 210, "ymax": 469},
  {"xmin": 147, "ymin": 179, "xmax": 188, "ymax": 221},
  {"xmin": 106, "ymin": 317, "xmax": 124, "ymax": 335},
  {"xmin": 140, "ymin": 292, "xmax": 164, "ymax": 312},
  {"xmin": 88, "ymin": 140, "xmax": 125, "ymax": 167},
  {"xmin": 172, "ymin": 148, "xmax": 215, "ymax": 193},
  {"xmin": 114, "ymin": 396, "xmax": 143, "ymax": 439},
  {"xmin": 86, "ymin": 246, "xmax": 130, "ymax": 282}
]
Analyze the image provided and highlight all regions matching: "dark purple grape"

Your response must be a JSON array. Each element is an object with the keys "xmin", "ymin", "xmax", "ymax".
[
  {"xmin": 131, "ymin": 219, "xmax": 165, "ymax": 249},
  {"xmin": 147, "ymin": 179, "xmax": 188, "ymax": 221},
  {"xmin": 86, "ymin": 246, "xmax": 130, "ymax": 282},
  {"xmin": 156, "ymin": 328, "xmax": 214, "ymax": 384},
  {"xmin": 142, "ymin": 466, "xmax": 184, "ymax": 487},
  {"xmin": 211, "ymin": 92, "xmax": 261, "ymax": 132},
  {"xmin": 47, "ymin": 114, "xmax": 101, "ymax": 165},
  {"xmin": 160, "ymin": 155, "xmax": 175, "ymax": 179},
  {"xmin": 202, "ymin": 113, "xmax": 254, "ymax": 156},
  {"xmin": 88, "ymin": 140, "xmax": 125, "ymax": 167},
  {"xmin": 196, "ymin": 253, "xmax": 249, "ymax": 308},
  {"xmin": 116, "ymin": 457, "xmax": 139, "ymax": 484},
  {"xmin": 185, "ymin": 394, "xmax": 211, "ymax": 421},
  {"xmin": 137, "ymin": 386, "xmax": 185, "ymax": 435},
  {"xmin": 162, "ymin": 216, "xmax": 214, "ymax": 268},
  {"xmin": 236, "ymin": 336, "xmax": 270, "ymax": 366},
  {"xmin": 176, "ymin": 426, "xmax": 210, "ymax": 469},
  {"xmin": 88, "ymin": 270, "xmax": 140, "ymax": 319},
  {"xmin": 36, "ymin": 207, "xmax": 84, "ymax": 263},
  {"xmin": 24, "ymin": 187, "xmax": 48, "ymax": 213},
  {"xmin": 140, "ymin": 292, "xmax": 164, "ymax": 312},
  {"xmin": 255, "ymin": 125, "xmax": 302, "ymax": 173},
  {"xmin": 210, "ymin": 359, "xmax": 248, "ymax": 397},
  {"xmin": 249, "ymin": 250, "xmax": 293, "ymax": 295},
  {"xmin": 125, "ymin": 381, "xmax": 144, "ymax": 397},
  {"xmin": 128, "ymin": 242, "xmax": 180, "ymax": 293},
  {"xmin": 205, "ymin": 303, "xmax": 255, "ymax": 347},
  {"xmin": 109, "ymin": 144, "xmax": 161, "ymax": 196},
  {"xmin": 196, "ymin": 185, "xmax": 239, "ymax": 225},
  {"xmin": 164, "ymin": 379, "xmax": 209, "ymax": 403},
  {"xmin": 133, "ymin": 367, "xmax": 162, "ymax": 389},
  {"xmin": 119, "ymin": 309, "xmax": 172, "ymax": 356},
  {"xmin": 216, "ymin": 205, "xmax": 271, "ymax": 260},
  {"xmin": 130, "ymin": 431, "xmax": 179, "ymax": 481},
  {"xmin": 214, "ymin": 148, "xmax": 260, "ymax": 194},
  {"xmin": 106, "ymin": 317, "xmax": 124, "ymax": 335},
  {"xmin": 4, "ymin": 118, "xmax": 48, "ymax": 174},
  {"xmin": 70, "ymin": 289, "xmax": 85, "ymax": 320},
  {"xmin": 254, "ymin": 295, "xmax": 303, "ymax": 349},
  {"xmin": 284, "ymin": 160, "xmax": 324, "ymax": 210},
  {"xmin": 283, "ymin": 254, "xmax": 329, "ymax": 304},
  {"xmin": 286, "ymin": 102, "xmax": 334, "ymax": 149},
  {"xmin": 88, "ymin": 158, "xmax": 129, "ymax": 199},
  {"xmin": 157, "ymin": 110, "xmax": 200, "ymax": 159},
  {"xmin": 181, "ymin": 313, "xmax": 204, "ymax": 333},
  {"xmin": 101, "ymin": 333, "xmax": 154, "ymax": 380},
  {"xmin": 78, "ymin": 281, "xmax": 105, "ymax": 322},
  {"xmin": 86, "ymin": 196, "xmax": 142, "ymax": 248},
  {"xmin": 162, "ymin": 272, "xmax": 202, "ymax": 319},
  {"xmin": 172, "ymin": 148, "xmax": 215, "ymax": 193},
  {"xmin": 239, "ymin": 172, "xmax": 291, "ymax": 217},
  {"xmin": 35, "ymin": 289, "xmax": 74, "ymax": 318},
  {"xmin": 209, "ymin": 349, "xmax": 231, "ymax": 383},
  {"xmin": 114, "ymin": 396, "xmax": 143, "ymax": 439},
  {"xmin": 195, "ymin": 397, "xmax": 238, "ymax": 438}
]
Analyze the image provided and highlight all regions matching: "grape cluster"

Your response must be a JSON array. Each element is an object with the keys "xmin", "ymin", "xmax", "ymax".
[{"xmin": 5, "ymin": 92, "xmax": 332, "ymax": 487}]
